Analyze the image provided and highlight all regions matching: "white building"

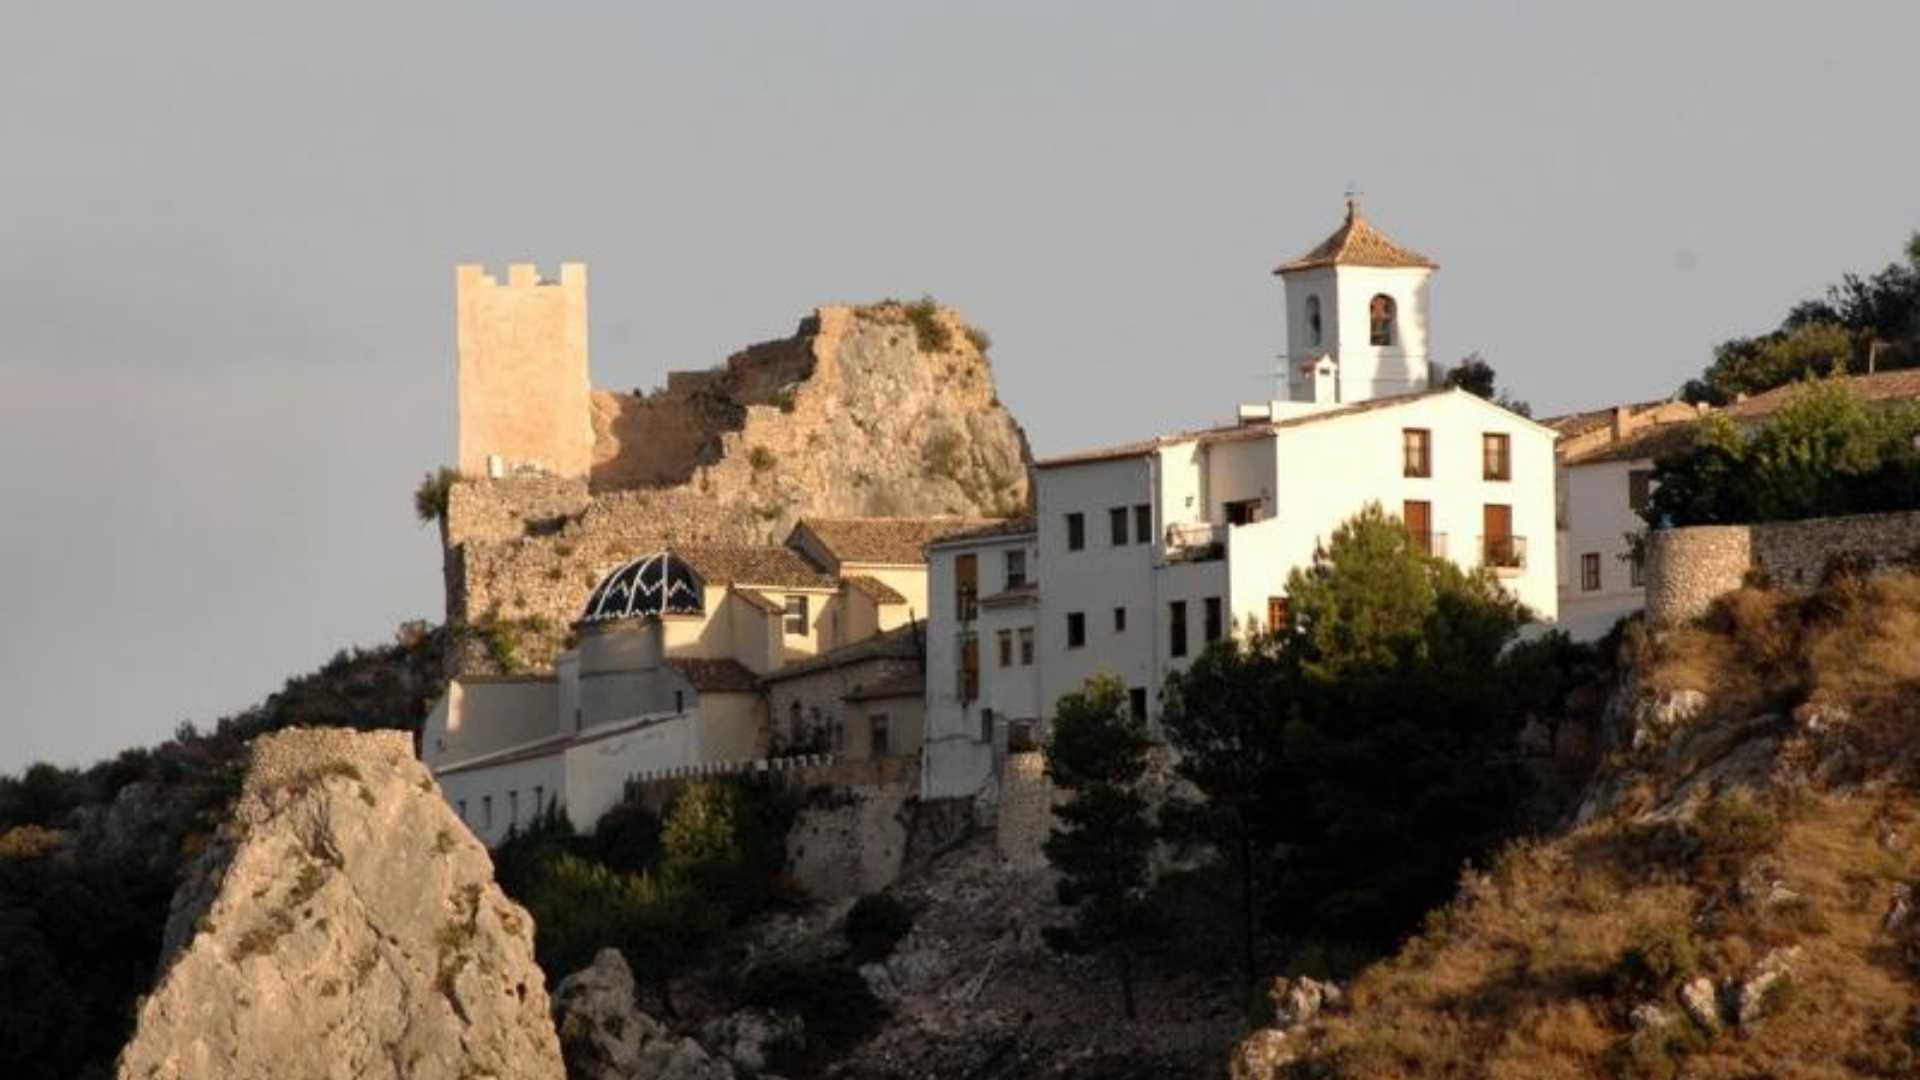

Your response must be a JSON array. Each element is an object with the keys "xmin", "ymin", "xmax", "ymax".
[
  {"xmin": 919, "ymin": 204, "xmax": 1558, "ymax": 801},
  {"xmin": 425, "ymin": 518, "xmax": 983, "ymax": 845},
  {"xmin": 1547, "ymin": 401, "xmax": 1704, "ymax": 639}
]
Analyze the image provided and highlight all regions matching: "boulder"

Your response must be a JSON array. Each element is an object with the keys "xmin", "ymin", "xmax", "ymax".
[
  {"xmin": 1228, "ymin": 1028, "xmax": 1293, "ymax": 1080},
  {"xmin": 116, "ymin": 728, "xmax": 564, "ymax": 1080},
  {"xmin": 1631, "ymin": 689, "xmax": 1707, "ymax": 750},
  {"xmin": 1679, "ymin": 976, "xmax": 1722, "ymax": 1035},
  {"xmin": 554, "ymin": 949, "xmax": 665, "ymax": 1079},
  {"xmin": 1267, "ymin": 976, "xmax": 1342, "ymax": 1029},
  {"xmin": 700, "ymin": 1009, "xmax": 802, "ymax": 1076},
  {"xmin": 1733, "ymin": 947, "xmax": 1799, "ymax": 1027}
]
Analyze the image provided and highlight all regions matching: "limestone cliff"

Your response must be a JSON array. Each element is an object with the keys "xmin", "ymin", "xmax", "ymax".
[
  {"xmin": 442, "ymin": 300, "xmax": 1031, "ymax": 672},
  {"xmin": 117, "ymin": 728, "xmax": 563, "ymax": 1080}
]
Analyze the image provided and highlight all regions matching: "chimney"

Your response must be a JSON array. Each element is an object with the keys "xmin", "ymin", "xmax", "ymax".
[{"xmin": 1610, "ymin": 405, "xmax": 1630, "ymax": 441}]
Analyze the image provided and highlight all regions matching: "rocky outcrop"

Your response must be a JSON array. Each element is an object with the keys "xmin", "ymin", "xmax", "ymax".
[
  {"xmin": 1227, "ymin": 976, "xmax": 1344, "ymax": 1080},
  {"xmin": 443, "ymin": 301, "xmax": 1033, "ymax": 673},
  {"xmin": 116, "ymin": 728, "xmax": 563, "ymax": 1080},
  {"xmin": 551, "ymin": 948, "xmax": 786, "ymax": 1080}
]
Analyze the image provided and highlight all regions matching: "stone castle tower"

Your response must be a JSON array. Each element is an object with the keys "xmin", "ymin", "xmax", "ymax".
[
  {"xmin": 1273, "ymin": 200, "xmax": 1437, "ymax": 405},
  {"xmin": 455, "ymin": 263, "xmax": 592, "ymax": 479}
]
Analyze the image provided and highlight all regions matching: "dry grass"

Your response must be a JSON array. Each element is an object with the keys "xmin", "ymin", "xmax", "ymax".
[{"xmin": 1283, "ymin": 570, "xmax": 1920, "ymax": 1076}]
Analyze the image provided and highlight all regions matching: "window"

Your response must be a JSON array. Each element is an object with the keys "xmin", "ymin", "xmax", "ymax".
[
  {"xmin": 1581, "ymin": 553, "xmax": 1601, "ymax": 592},
  {"xmin": 997, "ymin": 629, "xmax": 1013, "ymax": 667},
  {"xmin": 1225, "ymin": 498, "xmax": 1262, "ymax": 526},
  {"xmin": 1109, "ymin": 506, "xmax": 1129, "ymax": 546},
  {"xmin": 1483, "ymin": 504, "xmax": 1520, "ymax": 568},
  {"xmin": 1370, "ymin": 294, "xmax": 1397, "ymax": 346},
  {"xmin": 1066, "ymin": 512, "xmax": 1085, "ymax": 551},
  {"xmin": 959, "ymin": 632, "xmax": 979, "ymax": 702},
  {"xmin": 1004, "ymin": 549, "xmax": 1027, "ymax": 589},
  {"xmin": 1134, "ymin": 504, "xmax": 1152, "ymax": 545},
  {"xmin": 1403, "ymin": 499, "xmax": 1434, "ymax": 555},
  {"xmin": 1306, "ymin": 295, "xmax": 1323, "ymax": 346},
  {"xmin": 1113, "ymin": 606, "xmax": 1127, "ymax": 633},
  {"xmin": 1630, "ymin": 553, "xmax": 1646, "ymax": 588},
  {"xmin": 1628, "ymin": 469, "xmax": 1653, "ymax": 512},
  {"xmin": 534, "ymin": 785, "xmax": 544, "ymax": 815},
  {"xmin": 1018, "ymin": 627, "xmax": 1034, "ymax": 665},
  {"xmin": 482, "ymin": 796, "xmax": 493, "ymax": 829},
  {"xmin": 870, "ymin": 714, "xmax": 891, "ymax": 758},
  {"xmin": 1129, "ymin": 687, "xmax": 1148, "ymax": 724},
  {"xmin": 457, "ymin": 799, "xmax": 468, "ymax": 822},
  {"xmin": 979, "ymin": 708, "xmax": 994, "ymax": 743},
  {"xmin": 674, "ymin": 690, "xmax": 684, "ymax": 713},
  {"xmin": 1267, "ymin": 596, "xmax": 1290, "ymax": 632},
  {"xmin": 509, "ymin": 790, "xmax": 519, "ymax": 828},
  {"xmin": 1204, "ymin": 597, "xmax": 1224, "ymax": 643},
  {"xmin": 1169, "ymin": 601, "xmax": 1188, "ymax": 658},
  {"xmin": 1403, "ymin": 428, "xmax": 1432, "ymax": 478},
  {"xmin": 955, "ymin": 553, "xmax": 978, "ymax": 621},
  {"xmin": 783, "ymin": 594, "xmax": 809, "ymax": 635},
  {"xmin": 789, "ymin": 700, "xmax": 802, "ymax": 737},
  {"xmin": 1482, "ymin": 433, "xmax": 1512, "ymax": 481},
  {"xmin": 1067, "ymin": 612, "xmax": 1086, "ymax": 648}
]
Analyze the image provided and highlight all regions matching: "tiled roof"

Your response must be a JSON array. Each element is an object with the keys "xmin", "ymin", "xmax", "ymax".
[
  {"xmin": 673, "ymin": 545, "xmax": 836, "ymax": 589},
  {"xmin": 734, "ymin": 589, "xmax": 786, "ymax": 615},
  {"xmin": 844, "ymin": 671, "xmax": 926, "ymax": 702},
  {"xmin": 794, "ymin": 517, "xmax": 1006, "ymax": 565},
  {"xmin": 1563, "ymin": 421, "xmax": 1702, "ymax": 466},
  {"xmin": 664, "ymin": 658, "xmax": 762, "ymax": 693},
  {"xmin": 1540, "ymin": 400, "xmax": 1677, "ymax": 438},
  {"xmin": 1035, "ymin": 389, "xmax": 1458, "ymax": 468},
  {"xmin": 1723, "ymin": 369, "xmax": 1920, "ymax": 421},
  {"xmin": 926, "ymin": 515, "xmax": 1038, "ymax": 549},
  {"xmin": 843, "ymin": 575, "xmax": 909, "ymax": 605},
  {"xmin": 762, "ymin": 623, "xmax": 925, "ymax": 683},
  {"xmin": 1275, "ymin": 203, "xmax": 1437, "ymax": 274}
]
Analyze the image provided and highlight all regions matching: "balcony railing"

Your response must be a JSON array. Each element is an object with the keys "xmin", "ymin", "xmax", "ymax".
[
  {"xmin": 1479, "ymin": 534, "xmax": 1528, "ymax": 572},
  {"xmin": 1164, "ymin": 521, "xmax": 1227, "ymax": 562},
  {"xmin": 1408, "ymin": 531, "xmax": 1448, "ymax": 558}
]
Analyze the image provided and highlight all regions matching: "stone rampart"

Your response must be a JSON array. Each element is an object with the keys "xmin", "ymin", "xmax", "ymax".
[
  {"xmin": 1645, "ymin": 509, "xmax": 1920, "ymax": 623},
  {"xmin": 440, "ymin": 302, "xmax": 1031, "ymax": 676}
]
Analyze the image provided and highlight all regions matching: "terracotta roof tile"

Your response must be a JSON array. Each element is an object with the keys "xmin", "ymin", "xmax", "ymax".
[
  {"xmin": 673, "ymin": 545, "xmax": 835, "ymax": 589},
  {"xmin": 1035, "ymin": 388, "xmax": 1458, "ymax": 469},
  {"xmin": 1275, "ymin": 203, "xmax": 1436, "ymax": 273},
  {"xmin": 844, "ymin": 671, "xmax": 925, "ymax": 702},
  {"xmin": 925, "ymin": 515, "xmax": 1038, "ymax": 548},
  {"xmin": 664, "ymin": 658, "xmax": 761, "ymax": 693},
  {"xmin": 762, "ymin": 623, "xmax": 925, "ymax": 683},
  {"xmin": 794, "ymin": 517, "xmax": 1005, "ymax": 565},
  {"xmin": 734, "ymin": 589, "xmax": 786, "ymax": 615},
  {"xmin": 843, "ymin": 575, "xmax": 909, "ymax": 605},
  {"xmin": 1723, "ymin": 369, "xmax": 1920, "ymax": 420},
  {"xmin": 1562, "ymin": 421, "xmax": 1702, "ymax": 466}
]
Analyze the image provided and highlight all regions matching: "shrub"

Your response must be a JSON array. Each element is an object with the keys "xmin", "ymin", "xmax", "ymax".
[
  {"xmin": 739, "ymin": 955, "xmax": 886, "ymax": 1049},
  {"xmin": 1613, "ymin": 919, "xmax": 1699, "ymax": 1000},
  {"xmin": 748, "ymin": 446, "xmax": 777, "ymax": 472},
  {"xmin": 1693, "ymin": 787, "xmax": 1782, "ymax": 878},
  {"xmin": 592, "ymin": 800, "xmax": 663, "ymax": 875},
  {"xmin": 413, "ymin": 467, "xmax": 460, "ymax": 524},
  {"xmin": 922, "ymin": 429, "xmax": 965, "ymax": 481},
  {"xmin": 845, "ymin": 893, "xmax": 914, "ymax": 963},
  {"xmin": 902, "ymin": 296, "xmax": 953, "ymax": 353},
  {"xmin": 964, "ymin": 324, "xmax": 992, "ymax": 354}
]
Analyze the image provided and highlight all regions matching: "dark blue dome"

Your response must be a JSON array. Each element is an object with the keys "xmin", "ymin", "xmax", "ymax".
[{"xmin": 580, "ymin": 552, "xmax": 705, "ymax": 624}]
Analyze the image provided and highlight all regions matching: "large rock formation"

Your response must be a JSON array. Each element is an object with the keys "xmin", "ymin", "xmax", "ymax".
[
  {"xmin": 117, "ymin": 728, "xmax": 563, "ymax": 1080},
  {"xmin": 443, "ymin": 300, "xmax": 1032, "ymax": 671}
]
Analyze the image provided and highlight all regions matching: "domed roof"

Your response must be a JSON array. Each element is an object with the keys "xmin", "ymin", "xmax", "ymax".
[{"xmin": 580, "ymin": 552, "xmax": 705, "ymax": 624}]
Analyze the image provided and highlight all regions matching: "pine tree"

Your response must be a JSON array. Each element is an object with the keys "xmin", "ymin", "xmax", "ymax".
[{"xmin": 1041, "ymin": 674, "xmax": 1159, "ymax": 1019}]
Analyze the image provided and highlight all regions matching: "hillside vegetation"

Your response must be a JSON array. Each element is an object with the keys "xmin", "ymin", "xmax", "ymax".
[{"xmin": 1254, "ymin": 566, "xmax": 1920, "ymax": 1078}]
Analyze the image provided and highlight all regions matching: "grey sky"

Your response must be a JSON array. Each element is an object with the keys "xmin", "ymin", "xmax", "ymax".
[{"xmin": 4, "ymin": 1, "xmax": 1916, "ymax": 773}]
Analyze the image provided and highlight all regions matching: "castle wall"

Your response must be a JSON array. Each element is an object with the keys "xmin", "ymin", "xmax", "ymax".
[
  {"xmin": 456, "ymin": 264, "xmax": 593, "ymax": 479},
  {"xmin": 1645, "ymin": 509, "xmax": 1920, "ymax": 623}
]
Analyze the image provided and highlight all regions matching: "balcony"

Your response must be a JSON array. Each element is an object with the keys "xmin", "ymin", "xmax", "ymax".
[
  {"xmin": 1479, "ymin": 534, "xmax": 1528, "ymax": 573},
  {"xmin": 1408, "ymin": 531, "xmax": 1448, "ymax": 558},
  {"xmin": 1164, "ymin": 521, "xmax": 1227, "ymax": 563}
]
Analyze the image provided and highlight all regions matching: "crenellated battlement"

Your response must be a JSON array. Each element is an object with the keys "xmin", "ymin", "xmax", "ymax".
[{"xmin": 456, "ymin": 262, "xmax": 588, "ymax": 291}]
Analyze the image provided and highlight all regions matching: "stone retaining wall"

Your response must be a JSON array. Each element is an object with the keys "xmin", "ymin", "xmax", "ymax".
[{"xmin": 1645, "ymin": 509, "xmax": 1920, "ymax": 623}]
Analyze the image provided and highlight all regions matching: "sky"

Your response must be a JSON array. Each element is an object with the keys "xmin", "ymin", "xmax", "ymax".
[{"xmin": 3, "ymin": 1, "xmax": 1917, "ymax": 773}]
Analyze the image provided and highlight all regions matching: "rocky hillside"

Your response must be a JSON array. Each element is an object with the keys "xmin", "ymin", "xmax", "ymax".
[
  {"xmin": 118, "ymin": 728, "xmax": 563, "ymax": 1080},
  {"xmin": 441, "ymin": 298, "xmax": 1031, "ymax": 673},
  {"xmin": 1232, "ymin": 568, "xmax": 1920, "ymax": 1078}
]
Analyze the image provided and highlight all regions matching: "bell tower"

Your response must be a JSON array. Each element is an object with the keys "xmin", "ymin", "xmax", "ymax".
[
  {"xmin": 455, "ymin": 263, "xmax": 593, "ymax": 479},
  {"xmin": 1273, "ymin": 200, "xmax": 1436, "ymax": 405}
]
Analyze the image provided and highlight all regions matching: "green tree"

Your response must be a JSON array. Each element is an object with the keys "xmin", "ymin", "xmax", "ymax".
[
  {"xmin": 1159, "ymin": 631, "xmax": 1293, "ymax": 993},
  {"xmin": 1042, "ymin": 674, "xmax": 1160, "ymax": 1019},
  {"xmin": 1443, "ymin": 352, "xmax": 1532, "ymax": 416}
]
